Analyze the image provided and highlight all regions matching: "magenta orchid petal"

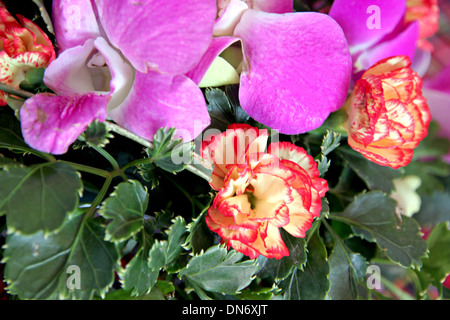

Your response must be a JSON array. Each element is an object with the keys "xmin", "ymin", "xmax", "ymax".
[
  {"xmin": 52, "ymin": 0, "xmax": 100, "ymax": 52},
  {"xmin": 329, "ymin": 0, "xmax": 407, "ymax": 51},
  {"xmin": 92, "ymin": 37, "xmax": 135, "ymax": 111},
  {"xmin": 233, "ymin": 10, "xmax": 352, "ymax": 134},
  {"xmin": 93, "ymin": 0, "xmax": 216, "ymax": 75},
  {"xmin": 43, "ymin": 37, "xmax": 135, "ymax": 111},
  {"xmin": 43, "ymin": 39, "xmax": 100, "ymax": 95},
  {"xmin": 214, "ymin": 0, "xmax": 249, "ymax": 37},
  {"xmin": 186, "ymin": 36, "xmax": 240, "ymax": 85},
  {"xmin": 250, "ymin": 0, "xmax": 293, "ymax": 14},
  {"xmin": 20, "ymin": 93, "xmax": 109, "ymax": 154},
  {"xmin": 109, "ymin": 71, "xmax": 210, "ymax": 142},
  {"xmin": 355, "ymin": 21, "xmax": 419, "ymax": 73},
  {"xmin": 423, "ymin": 64, "xmax": 450, "ymax": 95}
]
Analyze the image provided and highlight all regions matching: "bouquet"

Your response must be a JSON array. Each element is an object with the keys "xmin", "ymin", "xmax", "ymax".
[{"xmin": 0, "ymin": 0, "xmax": 449, "ymax": 302}]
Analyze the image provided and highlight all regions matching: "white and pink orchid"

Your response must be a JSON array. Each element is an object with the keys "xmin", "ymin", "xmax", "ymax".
[
  {"xmin": 19, "ymin": 0, "xmax": 217, "ymax": 154},
  {"xmin": 188, "ymin": 0, "xmax": 353, "ymax": 135},
  {"xmin": 19, "ymin": 0, "xmax": 355, "ymax": 154}
]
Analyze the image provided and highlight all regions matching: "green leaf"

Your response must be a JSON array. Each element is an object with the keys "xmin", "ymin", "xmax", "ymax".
[
  {"xmin": 330, "ymin": 191, "xmax": 427, "ymax": 268},
  {"xmin": 205, "ymin": 87, "xmax": 250, "ymax": 131},
  {"xmin": 0, "ymin": 162, "xmax": 83, "ymax": 234},
  {"xmin": 320, "ymin": 130, "xmax": 341, "ymax": 156},
  {"xmin": 120, "ymin": 247, "xmax": 159, "ymax": 297},
  {"xmin": 315, "ymin": 130, "xmax": 341, "ymax": 177},
  {"xmin": 100, "ymin": 180, "xmax": 149, "ymax": 242},
  {"xmin": 420, "ymin": 222, "xmax": 450, "ymax": 287},
  {"xmin": 183, "ymin": 205, "xmax": 215, "ymax": 254},
  {"xmin": 146, "ymin": 127, "xmax": 194, "ymax": 173},
  {"xmin": 336, "ymin": 147, "xmax": 402, "ymax": 193},
  {"xmin": 147, "ymin": 216, "xmax": 187, "ymax": 271},
  {"xmin": 256, "ymin": 230, "xmax": 307, "ymax": 281},
  {"xmin": 327, "ymin": 231, "xmax": 368, "ymax": 300},
  {"xmin": 413, "ymin": 121, "xmax": 450, "ymax": 159},
  {"xmin": 104, "ymin": 287, "xmax": 165, "ymax": 300},
  {"xmin": 280, "ymin": 232, "xmax": 330, "ymax": 300},
  {"xmin": 81, "ymin": 121, "xmax": 114, "ymax": 148},
  {"xmin": 178, "ymin": 245, "xmax": 259, "ymax": 295},
  {"xmin": 414, "ymin": 191, "xmax": 450, "ymax": 227},
  {"xmin": 3, "ymin": 211, "xmax": 120, "ymax": 299}
]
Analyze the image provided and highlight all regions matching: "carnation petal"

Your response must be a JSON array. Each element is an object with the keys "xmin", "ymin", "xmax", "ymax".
[
  {"xmin": 94, "ymin": 0, "xmax": 216, "ymax": 74},
  {"xmin": 234, "ymin": 10, "xmax": 352, "ymax": 134},
  {"xmin": 282, "ymin": 213, "xmax": 314, "ymax": 238},
  {"xmin": 267, "ymin": 142, "xmax": 319, "ymax": 179},
  {"xmin": 260, "ymin": 223, "xmax": 289, "ymax": 259},
  {"xmin": 20, "ymin": 93, "xmax": 108, "ymax": 154},
  {"xmin": 108, "ymin": 71, "xmax": 210, "ymax": 142}
]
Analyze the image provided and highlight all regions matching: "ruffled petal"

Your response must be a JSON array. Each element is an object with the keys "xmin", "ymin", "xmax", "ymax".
[
  {"xmin": 329, "ymin": 0, "xmax": 407, "ymax": 51},
  {"xmin": 93, "ymin": 0, "xmax": 216, "ymax": 74},
  {"xmin": 52, "ymin": 0, "xmax": 100, "ymax": 52},
  {"xmin": 20, "ymin": 93, "xmax": 109, "ymax": 154},
  {"xmin": 267, "ymin": 142, "xmax": 319, "ymax": 179},
  {"xmin": 108, "ymin": 71, "xmax": 210, "ymax": 142},
  {"xmin": 282, "ymin": 212, "xmax": 314, "ymax": 238},
  {"xmin": 201, "ymin": 124, "xmax": 268, "ymax": 190},
  {"xmin": 234, "ymin": 10, "xmax": 352, "ymax": 134}
]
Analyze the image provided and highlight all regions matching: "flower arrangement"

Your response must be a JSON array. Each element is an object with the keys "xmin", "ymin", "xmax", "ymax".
[{"xmin": 0, "ymin": 0, "xmax": 449, "ymax": 302}]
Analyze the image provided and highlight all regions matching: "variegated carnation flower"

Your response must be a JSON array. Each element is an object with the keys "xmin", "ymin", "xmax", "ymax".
[
  {"xmin": 343, "ymin": 55, "xmax": 431, "ymax": 169},
  {"xmin": 201, "ymin": 124, "xmax": 328, "ymax": 259},
  {"xmin": 0, "ymin": 1, "xmax": 55, "ymax": 105}
]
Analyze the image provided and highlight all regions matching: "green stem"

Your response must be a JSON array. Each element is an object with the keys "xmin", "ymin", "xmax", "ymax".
[
  {"xmin": 58, "ymin": 160, "xmax": 111, "ymax": 178},
  {"xmin": 90, "ymin": 144, "xmax": 127, "ymax": 181},
  {"xmin": 121, "ymin": 157, "xmax": 154, "ymax": 172},
  {"xmin": 86, "ymin": 176, "xmax": 112, "ymax": 218},
  {"xmin": 105, "ymin": 121, "xmax": 153, "ymax": 148},
  {"xmin": 305, "ymin": 219, "xmax": 321, "ymax": 245},
  {"xmin": 0, "ymin": 83, "xmax": 34, "ymax": 99}
]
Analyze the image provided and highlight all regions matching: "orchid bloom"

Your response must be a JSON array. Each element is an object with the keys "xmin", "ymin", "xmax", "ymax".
[
  {"xmin": 19, "ymin": 0, "xmax": 217, "ymax": 154},
  {"xmin": 202, "ymin": 124, "xmax": 328, "ymax": 259},
  {"xmin": 330, "ymin": 0, "xmax": 423, "ymax": 78},
  {"xmin": 0, "ymin": 1, "xmax": 55, "ymax": 105},
  {"xmin": 187, "ymin": 0, "xmax": 353, "ymax": 135}
]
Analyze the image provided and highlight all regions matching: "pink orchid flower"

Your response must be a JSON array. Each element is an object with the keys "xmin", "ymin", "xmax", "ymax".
[
  {"xmin": 187, "ymin": 0, "xmax": 353, "ymax": 135},
  {"xmin": 329, "ymin": 0, "xmax": 422, "ymax": 79},
  {"xmin": 19, "ymin": 0, "xmax": 217, "ymax": 154}
]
